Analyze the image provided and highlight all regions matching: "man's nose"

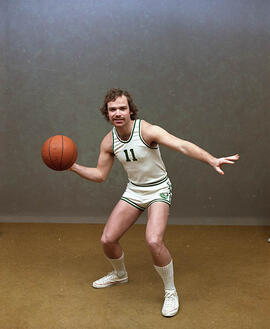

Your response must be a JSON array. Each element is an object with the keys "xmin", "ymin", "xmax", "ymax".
[{"xmin": 115, "ymin": 109, "xmax": 121, "ymax": 116}]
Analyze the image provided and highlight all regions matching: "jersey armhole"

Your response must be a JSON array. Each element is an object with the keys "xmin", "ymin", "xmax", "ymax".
[
  {"xmin": 111, "ymin": 128, "xmax": 115, "ymax": 155},
  {"xmin": 139, "ymin": 120, "xmax": 158, "ymax": 149}
]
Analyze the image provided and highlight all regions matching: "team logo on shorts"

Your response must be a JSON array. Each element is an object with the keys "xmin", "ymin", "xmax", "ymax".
[{"xmin": 160, "ymin": 192, "xmax": 169, "ymax": 200}]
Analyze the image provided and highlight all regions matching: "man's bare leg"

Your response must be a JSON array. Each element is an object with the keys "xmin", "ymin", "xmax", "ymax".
[
  {"xmin": 101, "ymin": 200, "xmax": 142, "ymax": 258},
  {"xmin": 93, "ymin": 200, "xmax": 142, "ymax": 288},
  {"xmin": 146, "ymin": 202, "xmax": 179, "ymax": 317},
  {"xmin": 146, "ymin": 202, "xmax": 171, "ymax": 266}
]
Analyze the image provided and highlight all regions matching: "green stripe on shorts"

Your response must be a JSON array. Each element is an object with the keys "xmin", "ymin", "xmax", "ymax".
[
  {"xmin": 121, "ymin": 197, "xmax": 145, "ymax": 211},
  {"xmin": 130, "ymin": 175, "xmax": 168, "ymax": 187},
  {"xmin": 147, "ymin": 199, "xmax": 171, "ymax": 208}
]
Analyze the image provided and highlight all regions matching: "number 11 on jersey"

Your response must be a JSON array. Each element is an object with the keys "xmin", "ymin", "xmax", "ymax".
[{"xmin": 124, "ymin": 149, "xmax": 137, "ymax": 162}]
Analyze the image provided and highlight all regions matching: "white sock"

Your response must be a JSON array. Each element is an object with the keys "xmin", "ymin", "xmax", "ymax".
[
  {"xmin": 154, "ymin": 259, "xmax": 176, "ymax": 291},
  {"xmin": 107, "ymin": 252, "xmax": 127, "ymax": 277}
]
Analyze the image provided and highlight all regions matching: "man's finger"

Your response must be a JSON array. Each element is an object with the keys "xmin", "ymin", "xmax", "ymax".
[
  {"xmin": 227, "ymin": 154, "xmax": 239, "ymax": 160},
  {"xmin": 216, "ymin": 167, "xmax": 224, "ymax": 175}
]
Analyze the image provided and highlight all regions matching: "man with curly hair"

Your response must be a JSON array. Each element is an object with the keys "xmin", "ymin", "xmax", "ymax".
[{"xmin": 69, "ymin": 88, "xmax": 239, "ymax": 317}]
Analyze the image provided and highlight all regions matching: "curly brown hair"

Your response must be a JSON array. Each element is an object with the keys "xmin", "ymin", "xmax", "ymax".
[{"xmin": 100, "ymin": 88, "xmax": 139, "ymax": 121}]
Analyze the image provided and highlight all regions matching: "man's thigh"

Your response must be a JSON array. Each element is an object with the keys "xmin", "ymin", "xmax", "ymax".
[
  {"xmin": 146, "ymin": 202, "xmax": 170, "ymax": 240},
  {"xmin": 102, "ymin": 200, "xmax": 142, "ymax": 241}
]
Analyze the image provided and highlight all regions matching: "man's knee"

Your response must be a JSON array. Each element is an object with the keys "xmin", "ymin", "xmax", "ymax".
[
  {"xmin": 146, "ymin": 235, "xmax": 164, "ymax": 254},
  {"xmin": 101, "ymin": 233, "xmax": 117, "ymax": 247}
]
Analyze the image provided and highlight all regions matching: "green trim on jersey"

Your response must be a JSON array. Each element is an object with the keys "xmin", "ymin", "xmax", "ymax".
[
  {"xmin": 138, "ymin": 119, "xmax": 158, "ymax": 149},
  {"xmin": 121, "ymin": 197, "xmax": 145, "ymax": 211},
  {"xmin": 114, "ymin": 119, "xmax": 136, "ymax": 144},
  {"xmin": 147, "ymin": 199, "xmax": 171, "ymax": 208},
  {"xmin": 130, "ymin": 175, "xmax": 168, "ymax": 187},
  {"xmin": 112, "ymin": 129, "xmax": 115, "ymax": 154}
]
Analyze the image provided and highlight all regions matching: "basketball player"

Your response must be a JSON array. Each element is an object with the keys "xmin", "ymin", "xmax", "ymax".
[{"xmin": 69, "ymin": 88, "xmax": 239, "ymax": 317}]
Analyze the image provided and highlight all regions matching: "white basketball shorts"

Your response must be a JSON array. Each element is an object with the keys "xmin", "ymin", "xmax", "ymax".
[{"xmin": 121, "ymin": 176, "xmax": 172, "ymax": 211}]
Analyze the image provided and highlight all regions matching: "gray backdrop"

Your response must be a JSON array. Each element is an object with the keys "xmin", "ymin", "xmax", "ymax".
[{"xmin": 1, "ymin": 0, "xmax": 269, "ymax": 224}]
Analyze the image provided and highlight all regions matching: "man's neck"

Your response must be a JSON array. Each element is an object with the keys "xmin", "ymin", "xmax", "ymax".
[{"xmin": 115, "ymin": 120, "xmax": 135, "ymax": 141}]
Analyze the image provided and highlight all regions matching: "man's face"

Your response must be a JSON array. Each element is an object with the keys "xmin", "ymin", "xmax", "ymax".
[{"xmin": 107, "ymin": 95, "xmax": 133, "ymax": 127}]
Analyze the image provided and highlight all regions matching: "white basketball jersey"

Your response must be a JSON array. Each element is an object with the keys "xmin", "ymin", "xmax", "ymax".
[{"xmin": 112, "ymin": 119, "xmax": 167, "ymax": 186}]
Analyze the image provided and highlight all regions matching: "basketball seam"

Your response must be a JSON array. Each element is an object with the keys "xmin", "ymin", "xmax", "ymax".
[
  {"xmin": 65, "ymin": 141, "xmax": 75, "ymax": 170},
  {"xmin": 60, "ymin": 135, "xmax": 64, "ymax": 170},
  {"xmin": 48, "ymin": 138, "xmax": 57, "ymax": 170}
]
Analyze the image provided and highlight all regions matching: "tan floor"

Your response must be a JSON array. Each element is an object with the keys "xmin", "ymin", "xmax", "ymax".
[{"xmin": 0, "ymin": 223, "xmax": 269, "ymax": 329}]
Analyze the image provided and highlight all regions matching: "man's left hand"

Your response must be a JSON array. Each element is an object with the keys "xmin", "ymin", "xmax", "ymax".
[{"xmin": 212, "ymin": 154, "xmax": 240, "ymax": 175}]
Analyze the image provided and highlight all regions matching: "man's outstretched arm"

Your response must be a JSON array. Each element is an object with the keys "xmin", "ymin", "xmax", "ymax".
[
  {"xmin": 69, "ymin": 132, "xmax": 114, "ymax": 182},
  {"xmin": 145, "ymin": 124, "xmax": 239, "ymax": 175}
]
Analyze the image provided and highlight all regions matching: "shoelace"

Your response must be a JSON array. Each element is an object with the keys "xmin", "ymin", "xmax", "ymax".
[
  {"xmin": 164, "ymin": 290, "xmax": 177, "ymax": 307},
  {"xmin": 100, "ymin": 271, "xmax": 116, "ymax": 282}
]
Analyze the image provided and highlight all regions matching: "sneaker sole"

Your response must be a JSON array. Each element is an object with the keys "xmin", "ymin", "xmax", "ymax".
[
  {"xmin": 92, "ymin": 278, "xmax": 128, "ymax": 289},
  {"xmin": 162, "ymin": 307, "xmax": 179, "ymax": 317}
]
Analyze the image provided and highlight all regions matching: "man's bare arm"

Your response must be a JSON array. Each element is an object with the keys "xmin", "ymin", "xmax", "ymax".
[
  {"xmin": 142, "ymin": 122, "xmax": 239, "ymax": 175},
  {"xmin": 69, "ymin": 132, "xmax": 114, "ymax": 182}
]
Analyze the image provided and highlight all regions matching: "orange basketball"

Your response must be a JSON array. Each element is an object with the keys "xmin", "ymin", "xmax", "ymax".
[{"xmin": 41, "ymin": 135, "xmax": 77, "ymax": 171}]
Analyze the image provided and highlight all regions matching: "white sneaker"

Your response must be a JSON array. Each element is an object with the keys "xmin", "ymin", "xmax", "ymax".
[
  {"xmin": 92, "ymin": 271, "xmax": 128, "ymax": 289},
  {"xmin": 162, "ymin": 289, "xmax": 179, "ymax": 317}
]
